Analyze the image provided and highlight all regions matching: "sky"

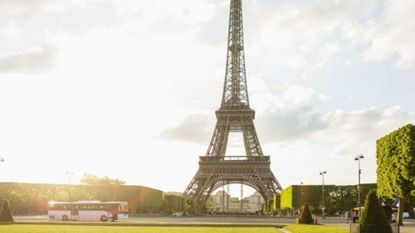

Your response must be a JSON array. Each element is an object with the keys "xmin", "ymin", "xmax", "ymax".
[{"xmin": 0, "ymin": 0, "xmax": 414, "ymax": 197}]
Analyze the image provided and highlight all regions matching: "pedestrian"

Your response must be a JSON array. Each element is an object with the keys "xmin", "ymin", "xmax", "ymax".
[
  {"xmin": 345, "ymin": 210, "xmax": 351, "ymax": 223},
  {"xmin": 351, "ymin": 210, "xmax": 357, "ymax": 223}
]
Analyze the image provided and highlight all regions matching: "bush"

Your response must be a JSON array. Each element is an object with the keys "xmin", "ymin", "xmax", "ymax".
[
  {"xmin": 0, "ymin": 200, "xmax": 14, "ymax": 222},
  {"xmin": 359, "ymin": 190, "xmax": 391, "ymax": 233},
  {"xmin": 298, "ymin": 203, "xmax": 314, "ymax": 224}
]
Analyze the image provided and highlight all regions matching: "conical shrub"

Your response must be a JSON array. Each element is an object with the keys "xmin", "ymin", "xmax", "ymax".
[
  {"xmin": 298, "ymin": 203, "xmax": 314, "ymax": 224},
  {"xmin": 0, "ymin": 200, "xmax": 14, "ymax": 222},
  {"xmin": 359, "ymin": 190, "xmax": 391, "ymax": 233}
]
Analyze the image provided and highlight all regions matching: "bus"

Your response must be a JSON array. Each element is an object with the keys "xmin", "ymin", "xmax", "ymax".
[{"xmin": 48, "ymin": 200, "xmax": 128, "ymax": 221}]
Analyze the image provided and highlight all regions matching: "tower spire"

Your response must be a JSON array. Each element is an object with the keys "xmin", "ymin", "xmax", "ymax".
[{"xmin": 222, "ymin": 0, "xmax": 249, "ymax": 108}]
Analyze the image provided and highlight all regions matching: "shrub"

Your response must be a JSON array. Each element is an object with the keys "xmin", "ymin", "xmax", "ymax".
[
  {"xmin": 359, "ymin": 190, "xmax": 391, "ymax": 233},
  {"xmin": 0, "ymin": 200, "xmax": 14, "ymax": 222},
  {"xmin": 298, "ymin": 203, "xmax": 314, "ymax": 224}
]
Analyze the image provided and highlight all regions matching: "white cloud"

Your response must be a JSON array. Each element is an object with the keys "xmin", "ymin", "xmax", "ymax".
[
  {"xmin": 248, "ymin": 0, "xmax": 379, "ymax": 70},
  {"xmin": 343, "ymin": 0, "xmax": 415, "ymax": 69},
  {"xmin": 161, "ymin": 84, "xmax": 329, "ymax": 144},
  {"xmin": 0, "ymin": 46, "xmax": 57, "ymax": 73},
  {"xmin": 160, "ymin": 114, "xmax": 213, "ymax": 144}
]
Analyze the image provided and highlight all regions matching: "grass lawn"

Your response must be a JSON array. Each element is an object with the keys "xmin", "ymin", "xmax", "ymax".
[
  {"xmin": 284, "ymin": 224, "xmax": 348, "ymax": 233},
  {"xmin": 0, "ymin": 224, "xmax": 280, "ymax": 233}
]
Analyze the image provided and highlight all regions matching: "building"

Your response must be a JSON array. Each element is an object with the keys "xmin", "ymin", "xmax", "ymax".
[{"xmin": 210, "ymin": 190, "xmax": 264, "ymax": 213}]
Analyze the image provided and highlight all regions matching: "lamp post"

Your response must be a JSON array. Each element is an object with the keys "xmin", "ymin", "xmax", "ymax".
[
  {"xmin": 0, "ymin": 157, "xmax": 4, "ymax": 182},
  {"xmin": 319, "ymin": 171, "xmax": 327, "ymax": 219},
  {"xmin": 355, "ymin": 155, "xmax": 364, "ymax": 216},
  {"xmin": 65, "ymin": 171, "xmax": 75, "ymax": 185},
  {"xmin": 65, "ymin": 171, "xmax": 75, "ymax": 201}
]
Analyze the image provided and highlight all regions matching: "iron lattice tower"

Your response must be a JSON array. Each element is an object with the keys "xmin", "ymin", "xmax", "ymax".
[{"xmin": 184, "ymin": 0, "xmax": 282, "ymax": 205}]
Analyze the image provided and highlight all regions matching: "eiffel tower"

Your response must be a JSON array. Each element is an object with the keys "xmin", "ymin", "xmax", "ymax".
[{"xmin": 183, "ymin": 0, "xmax": 282, "ymax": 205}]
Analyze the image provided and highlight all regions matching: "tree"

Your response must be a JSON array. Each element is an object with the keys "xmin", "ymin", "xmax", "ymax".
[
  {"xmin": 377, "ymin": 124, "xmax": 415, "ymax": 225},
  {"xmin": 80, "ymin": 174, "xmax": 125, "ymax": 186},
  {"xmin": 0, "ymin": 200, "xmax": 14, "ymax": 222},
  {"xmin": 298, "ymin": 203, "xmax": 313, "ymax": 224},
  {"xmin": 359, "ymin": 190, "xmax": 391, "ymax": 233}
]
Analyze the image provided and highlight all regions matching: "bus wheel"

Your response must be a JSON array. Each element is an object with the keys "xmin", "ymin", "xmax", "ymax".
[
  {"xmin": 62, "ymin": 215, "xmax": 69, "ymax": 221},
  {"xmin": 100, "ymin": 215, "xmax": 108, "ymax": 222}
]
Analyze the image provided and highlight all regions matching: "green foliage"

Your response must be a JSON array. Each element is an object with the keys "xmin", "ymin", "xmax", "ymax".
[
  {"xmin": 162, "ymin": 194, "xmax": 185, "ymax": 213},
  {"xmin": 376, "ymin": 124, "xmax": 415, "ymax": 199},
  {"xmin": 280, "ymin": 184, "xmax": 376, "ymax": 213},
  {"xmin": 285, "ymin": 224, "xmax": 348, "ymax": 233},
  {"xmin": 0, "ymin": 200, "xmax": 14, "ymax": 222},
  {"xmin": 298, "ymin": 203, "xmax": 314, "ymax": 224},
  {"xmin": 272, "ymin": 193, "xmax": 280, "ymax": 210},
  {"xmin": 359, "ymin": 190, "xmax": 392, "ymax": 233},
  {"xmin": 281, "ymin": 185, "xmax": 333, "ymax": 210},
  {"xmin": 0, "ymin": 182, "xmax": 163, "ymax": 215},
  {"xmin": 281, "ymin": 186, "xmax": 294, "ymax": 209},
  {"xmin": 0, "ymin": 225, "xmax": 280, "ymax": 233},
  {"xmin": 80, "ymin": 174, "xmax": 125, "ymax": 186}
]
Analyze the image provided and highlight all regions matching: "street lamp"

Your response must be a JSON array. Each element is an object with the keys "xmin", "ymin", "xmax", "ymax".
[
  {"xmin": 355, "ymin": 155, "xmax": 364, "ymax": 216},
  {"xmin": 65, "ymin": 171, "xmax": 75, "ymax": 185},
  {"xmin": 319, "ymin": 171, "xmax": 327, "ymax": 219}
]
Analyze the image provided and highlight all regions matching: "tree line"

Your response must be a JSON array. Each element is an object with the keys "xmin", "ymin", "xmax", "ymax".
[{"xmin": 0, "ymin": 174, "xmax": 187, "ymax": 215}]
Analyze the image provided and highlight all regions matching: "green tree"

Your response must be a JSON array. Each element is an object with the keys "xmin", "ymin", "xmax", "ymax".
[
  {"xmin": 298, "ymin": 203, "xmax": 313, "ymax": 224},
  {"xmin": 0, "ymin": 200, "xmax": 14, "ymax": 222},
  {"xmin": 80, "ymin": 174, "xmax": 125, "ymax": 186},
  {"xmin": 359, "ymin": 190, "xmax": 391, "ymax": 233},
  {"xmin": 162, "ymin": 194, "xmax": 186, "ymax": 213},
  {"xmin": 376, "ymin": 124, "xmax": 415, "ymax": 225}
]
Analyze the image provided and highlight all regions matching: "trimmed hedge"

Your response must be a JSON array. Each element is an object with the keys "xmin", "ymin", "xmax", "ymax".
[
  {"xmin": 0, "ymin": 200, "xmax": 14, "ymax": 222},
  {"xmin": 359, "ymin": 190, "xmax": 391, "ymax": 233},
  {"xmin": 377, "ymin": 124, "xmax": 415, "ymax": 199},
  {"xmin": 280, "ymin": 184, "xmax": 376, "ymax": 213},
  {"xmin": 0, "ymin": 182, "xmax": 163, "ymax": 215},
  {"xmin": 298, "ymin": 203, "xmax": 313, "ymax": 224}
]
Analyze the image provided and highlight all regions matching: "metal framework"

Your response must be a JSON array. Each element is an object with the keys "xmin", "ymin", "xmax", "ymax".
[{"xmin": 184, "ymin": 0, "xmax": 282, "ymax": 205}]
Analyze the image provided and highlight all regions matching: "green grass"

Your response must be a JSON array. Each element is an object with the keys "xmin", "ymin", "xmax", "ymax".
[
  {"xmin": 284, "ymin": 224, "xmax": 348, "ymax": 233},
  {"xmin": 0, "ymin": 225, "xmax": 280, "ymax": 233},
  {"xmin": 0, "ymin": 224, "xmax": 350, "ymax": 233}
]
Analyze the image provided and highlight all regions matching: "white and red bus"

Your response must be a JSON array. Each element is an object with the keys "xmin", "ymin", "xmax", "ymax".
[{"xmin": 48, "ymin": 200, "xmax": 128, "ymax": 221}]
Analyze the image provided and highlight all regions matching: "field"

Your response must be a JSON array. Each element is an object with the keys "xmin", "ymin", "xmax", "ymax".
[
  {"xmin": 284, "ymin": 224, "xmax": 348, "ymax": 233},
  {"xmin": 0, "ymin": 225, "xmax": 280, "ymax": 233},
  {"xmin": 0, "ymin": 224, "xmax": 350, "ymax": 233}
]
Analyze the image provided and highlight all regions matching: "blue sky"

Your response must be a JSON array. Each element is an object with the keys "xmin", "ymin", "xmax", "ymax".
[{"xmin": 0, "ymin": 0, "xmax": 414, "ymax": 196}]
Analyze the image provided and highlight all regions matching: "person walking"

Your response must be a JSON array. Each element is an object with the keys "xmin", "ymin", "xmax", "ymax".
[{"xmin": 346, "ymin": 210, "xmax": 351, "ymax": 223}]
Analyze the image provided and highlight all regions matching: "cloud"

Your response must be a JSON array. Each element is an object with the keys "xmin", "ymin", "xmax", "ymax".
[
  {"xmin": 159, "ymin": 114, "xmax": 213, "ymax": 144},
  {"xmin": 0, "ymin": 0, "xmax": 51, "ymax": 24},
  {"xmin": 248, "ymin": 0, "xmax": 379, "ymax": 70},
  {"xmin": 0, "ymin": 0, "xmax": 118, "ymax": 30},
  {"xmin": 250, "ymin": 84, "xmax": 328, "ymax": 142},
  {"xmin": 161, "ymin": 81, "xmax": 415, "ymax": 152},
  {"xmin": 343, "ymin": 0, "xmax": 415, "ymax": 69},
  {"xmin": 160, "ymin": 84, "xmax": 329, "ymax": 144},
  {"xmin": 0, "ymin": 46, "xmax": 57, "ymax": 73}
]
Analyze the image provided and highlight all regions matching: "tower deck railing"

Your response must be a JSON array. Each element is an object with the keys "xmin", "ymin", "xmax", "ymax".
[{"xmin": 199, "ymin": 156, "xmax": 270, "ymax": 162}]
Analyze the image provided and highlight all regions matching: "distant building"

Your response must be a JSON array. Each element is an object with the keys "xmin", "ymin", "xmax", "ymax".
[
  {"xmin": 246, "ymin": 191, "xmax": 264, "ymax": 212},
  {"xmin": 211, "ymin": 190, "xmax": 230, "ymax": 211},
  {"xmin": 210, "ymin": 190, "xmax": 264, "ymax": 213}
]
